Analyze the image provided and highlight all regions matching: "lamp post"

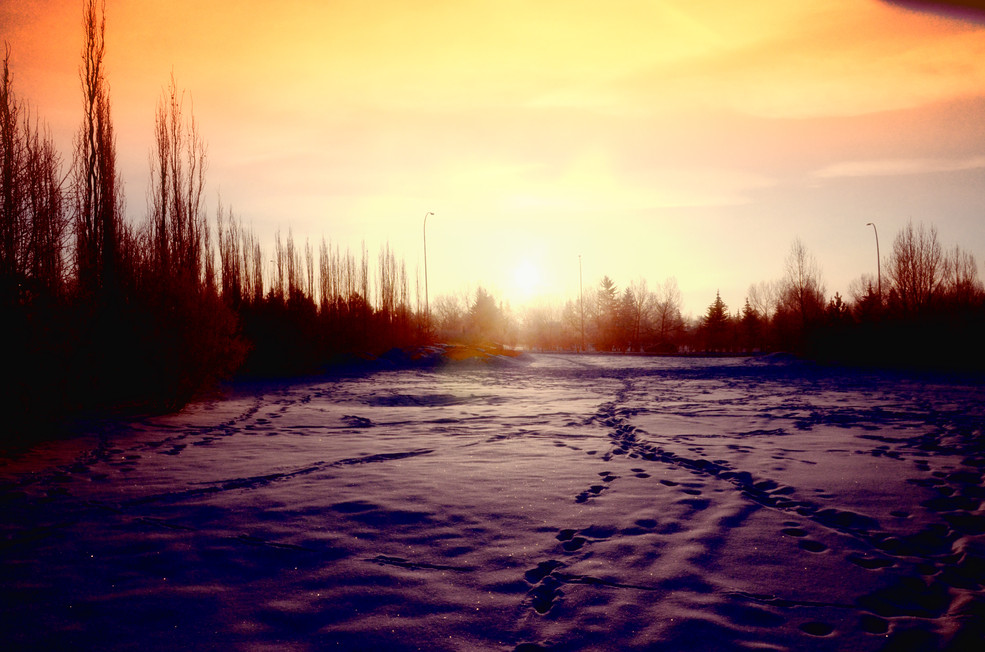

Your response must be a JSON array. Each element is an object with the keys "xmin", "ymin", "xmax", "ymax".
[
  {"xmin": 423, "ymin": 211, "xmax": 434, "ymax": 333},
  {"xmin": 579, "ymin": 254, "xmax": 584, "ymax": 353},
  {"xmin": 866, "ymin": 222, "xmax": 881, "ymax": 301}
]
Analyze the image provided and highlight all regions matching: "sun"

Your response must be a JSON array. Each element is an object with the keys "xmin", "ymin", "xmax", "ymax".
[{"xmin": 512, "ymin": 260, "xmax": 542, "ymax": 302}]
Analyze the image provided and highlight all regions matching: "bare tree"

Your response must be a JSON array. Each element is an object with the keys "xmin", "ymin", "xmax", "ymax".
[
  {"xmin": 215, "ymin": 199, "xmax": 241, "ymax": 306},
  {"xmin": 318, "ymin": 236, "xmax": 340, "ymax": 314},
  {"xmin": 780, "ymin": 238, "xmax": 825, "ymax": 326},
  {"xmin": 1, "ymin": 43, "xmax": 71, "ymax": 299},
  {"xmin": 273, "ymin": 229, "xmax": 285, "ymax": 300},
  {"xmin": 941, "ymin": 245, "xmax": 981, "ymax": 307},
  {"xmin": 848, "ymin": 274, "xmax": 878, "ymax": 306},
  {"xmin": 285, "ymin": 228, "xmax": 298, "ymax": 298},
  {"xmin": 432, "ymin": 293, "xmax": 466, "ymax": 336},
  {"xmin": 246, "ymin": 225, "xmax": 262, "ymax": 303},
  {"xmin": 377, "ymin": 242, "xmax": 396, "ymax": 320},
  {"xmin": 304, "ymin": 237, "xmax": 314, "ymax": 304},
  {"xmin": 201, "ymin": 206, "xmax": 215, "ymax": 293},
  {"xmin": 1, "ymin": 42, "xmax": 23, "ymax": 287},
  {"xmin": 24, "ymin": 114, "xmax": 66, "ymax": 294},
  {"xmin": 747, "ymin": 279, "xmax": 780, "ymax": 321},
  {"xmin": 885, "ymin": 221, "xmax": 943, "ymax": 316},
  {"xmin": 623, "ymin": 277, "xmax": 653, "ymax": 352},
  {"xmin": 71, "ymin": 0, "xmax": 122, "ymax": 302},
  {"xmin": 148, "ymin": 72, "xmax": 207, "ymax": 286},
  {"xmin": 648, "ymin": 277, "xmax": 685, "ymax": 351}
]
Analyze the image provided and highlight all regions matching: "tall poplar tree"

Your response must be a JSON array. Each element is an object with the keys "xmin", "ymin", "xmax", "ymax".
[{"xmin": 71, "ymin": 0, "xmax": 121, "ymax": 304}]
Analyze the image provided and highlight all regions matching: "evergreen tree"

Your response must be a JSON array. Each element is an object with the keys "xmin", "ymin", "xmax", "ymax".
[
  {"xmin": 740, "ymin": 298, "xmax": 762, "ymax": 352},
  {"xmin": 702, "ymin": 291, "xmax": 730, "ymax": 352},
  {"xmin": 595, "ymin": 275, "xmax": 619, "ymax": 351},
  {"xmin": 468, "ymin": 286, "xmax": 503, "ymax": 343}
]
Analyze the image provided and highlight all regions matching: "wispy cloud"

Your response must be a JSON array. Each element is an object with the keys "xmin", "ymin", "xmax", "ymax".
[{"xmin": 812, "ymin": 155, "xmax": 985, "ymax": 178}]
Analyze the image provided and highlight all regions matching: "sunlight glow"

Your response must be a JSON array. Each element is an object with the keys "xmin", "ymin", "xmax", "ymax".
[
  {"xmin": 6, "ymin": 0, "xmax": 985, "ymax": 315},
  {"xmin": 511, "ymin": 260, "xmax": 543, "ymax": 303}
]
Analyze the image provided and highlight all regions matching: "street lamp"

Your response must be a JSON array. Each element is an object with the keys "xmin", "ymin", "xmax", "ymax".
[
  {"xmin": 866, "ymin": 222, "xmax": 881, "ymax": 301},
  {"xmin": 579, "ymin": 254, "xmax": 584, "ymax": 353},
  {"xmin": 423, "ymin": 211, "xmax": 434, "ymax": 333}
]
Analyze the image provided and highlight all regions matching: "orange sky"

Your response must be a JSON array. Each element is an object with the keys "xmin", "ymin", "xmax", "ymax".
[{"xmin": 3, "ymin": 0, "xmax": 984, "ymax": 315}]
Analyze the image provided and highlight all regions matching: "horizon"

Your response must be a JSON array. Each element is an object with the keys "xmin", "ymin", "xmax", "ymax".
[{"xmin": 3, "ymin": 0, "xmax": 984, "ymax": 316}]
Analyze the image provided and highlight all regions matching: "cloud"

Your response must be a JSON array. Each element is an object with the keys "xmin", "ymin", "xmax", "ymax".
[
  {"xmin": 812, "ymin": 155, "xmax": 985, "ymax": 178},
  {"xmin": 882, "ymin": 1, "xmax": 985, "ymax": 24},
  {"xmin": 621, "ymin": 3, "xmax": 985, "ymax": 120}
]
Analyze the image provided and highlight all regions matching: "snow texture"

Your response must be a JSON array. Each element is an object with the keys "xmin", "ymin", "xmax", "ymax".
[{"xmin": 2, "ymin": 353, "xmax": 985, "ymax": 650}]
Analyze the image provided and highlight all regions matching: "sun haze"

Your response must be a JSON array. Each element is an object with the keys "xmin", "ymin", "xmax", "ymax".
[
  {"xmin": 3, "ymin": 0, "xmax": 984, "ymax": 313},
  {"xmin": 511, "ymin": 260, "xmax": 543, "ymax": 303}
]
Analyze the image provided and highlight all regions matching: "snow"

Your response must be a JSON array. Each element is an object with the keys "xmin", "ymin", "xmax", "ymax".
[{"xmin": 2, "ymin": 353, "xmax": 984, "ymax": 650}]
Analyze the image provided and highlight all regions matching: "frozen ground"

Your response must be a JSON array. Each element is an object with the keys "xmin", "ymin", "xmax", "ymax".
[{"xmin": 2, "ymin": 353, "xmax": 985, "ymax": 651}]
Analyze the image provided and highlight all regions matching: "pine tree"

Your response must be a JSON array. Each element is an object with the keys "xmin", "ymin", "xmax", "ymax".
[
  {"xmin": 469, "ymin": 287, "xmax": 502, "ymax": 343},
  {"xmin": 595, "ymin": 275, "xmax": 619, "ymax": 351},
  {"xmin": 702, "ymin": 291, "xmax": 730, "ymax": 352},
  {"xmin": 740, "ymin": 298, "xmax": 762, "ymax": 352}
]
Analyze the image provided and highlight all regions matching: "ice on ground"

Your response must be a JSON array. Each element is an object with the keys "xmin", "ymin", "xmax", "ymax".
[{"xmin": 2, "ymin": 354, "xmax": 984, "ymax": 650}]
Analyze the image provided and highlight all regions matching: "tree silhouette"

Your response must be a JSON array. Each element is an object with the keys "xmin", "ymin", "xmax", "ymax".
[
  {"xmin": 771, "ymin": 239, "xmax": 826, "ymax": 352},
  {"xmin": 1, "ymin": 44, "xmax": 23, "ymax": 291},
  {"xmin": 468, "ymin": 287, "xmax": 503, "ymax": 344},
  {"xmin": 885, "ymin": 221, "xmax": 943, "ymax": 317},
  {"xmin": 71, "ymin": 0, "xmax": 122, "ymax": 304},
  {"xmin": 594, "ymin": 275, "xmax": 619, "ymax": 351},
  {"xmin": 941, "ymin": 245, "xmax": 982, "ymax": 307},
  {"xmin": 747, "ymin": 279, "xmax": 779, "ymax": 322},
  {"xmin": 780, "ymin": 238, "xmax": 825, "ymax": 327},
  {"xmin": 654, "ymin": 278, "xmax": 684, "ymax": 352},
  {"xmin": 621, "ymin": 278, "xmax": 652, "ymax": 352},
  {"xmin": 740, "ymin": 299, "xmax": 763, "ymax": 352},
  {"xmin": 149, "ymin": 72, "xmax": 207, "ymax": 286},
  {"xmin": 701, "ymin": 291, "xmax": 731, "ymax": 352}
]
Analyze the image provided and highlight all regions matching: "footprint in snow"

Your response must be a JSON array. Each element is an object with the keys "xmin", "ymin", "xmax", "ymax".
[
  {"xmin": 524, "ymin": 560, "xmax": 564, "ymax": 615},
  {"xmin": 798, "ymin": 539, "xmax": 828, "ymax": 553}
]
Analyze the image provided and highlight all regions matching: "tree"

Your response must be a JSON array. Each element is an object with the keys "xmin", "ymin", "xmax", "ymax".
[
  {"xmin": 826, "ymin": 292, "xmax": 851, "ymax": 325},
  {"xmin": 216, "ymin": 199, "xmax": 243, "ymax": 307},
  {"xmin": 747, "ymin": 279, "xmax": 780, "ymax": 322},
  {"xmin": 523, "ymin": 304, "xmax": 568, "ymax": 351},
  {"xmin": 594, "ymin": 275, "xmax": 619, "ymax": 351},
  {"xmin": 1, "ymin": 44, "xmax": 68, "ymax": 302},
  {"xmin": 1, "ymin": 43, "xmax": 23, "ymax": 291},
  {"xmin": 149, "ymin": 72, "xmax": 207, "ymax": 286},
  {"xmin": 621, "ymin": 277, "xmax": 653, "ymax": 352},
  {"xmin": 432, "ymin": 293, "xmax": 466, "ymax": 338},
  {"xmin": 468, "ymin": 286, "xmax": 503, "ymax": 343},
  {"xmin": 779, "ymin": 238, "xmax": 825, "ymax": 327},
  {"xmin": 885, "ymin": 221, "xmax": 943, "ymax": 317},
  {"xmin": 561, "ymin": 298, "xmax": 583, "ymax": 350},
  {"xmin": 941, "ymin": 244, "xmax": 982, "ymax": 308},
  {"xmin": 653, "ymin": 277, "xmax": 684, "ymax": 352},
  {"xmin": 2, "ymin": 42, "xmax": 70, "ymax": 430},
  {"xmin": 71, "ymin": 0, "xmax": 122, "ymax": 303},
  {"xmin": 740, "ymin": 299, "xmax": 763, "ymax": 352},
  {"xmin": 701, "ymin": 291, "xmax": 731, "ymax": 352},
  {"xmin": 23, "ymin": 116, "xmax": 66, "ymax": 296},
  {"xmin": 141, "ymin": 66, "xmax": 245, "ymax": 402},
  {"xmin": 771, "ymin": 239, "xmax": 826, "ymax": 352},
  {"xmin": 849, "ymin": 275, "xmax": 882, "ymax": 322}
]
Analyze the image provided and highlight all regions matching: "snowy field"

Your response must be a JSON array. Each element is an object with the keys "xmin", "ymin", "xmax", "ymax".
[{"xmin": 2, "ymin": 353, "xmax": 985, "ymax": 651}]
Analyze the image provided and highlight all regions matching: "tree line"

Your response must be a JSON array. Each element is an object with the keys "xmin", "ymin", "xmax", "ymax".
[
  {"xmin": 2, "ymin": 2, "xmax": 434, "ymax": 433},
  {"xmin": 507, "ymin": 226, "xmax": 984, "ymax": 371}
]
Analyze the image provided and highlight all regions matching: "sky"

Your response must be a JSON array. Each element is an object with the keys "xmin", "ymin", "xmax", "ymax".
[{"xmin": 3, "ymin": 0, "xmax": 984, "ymax": 316}]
